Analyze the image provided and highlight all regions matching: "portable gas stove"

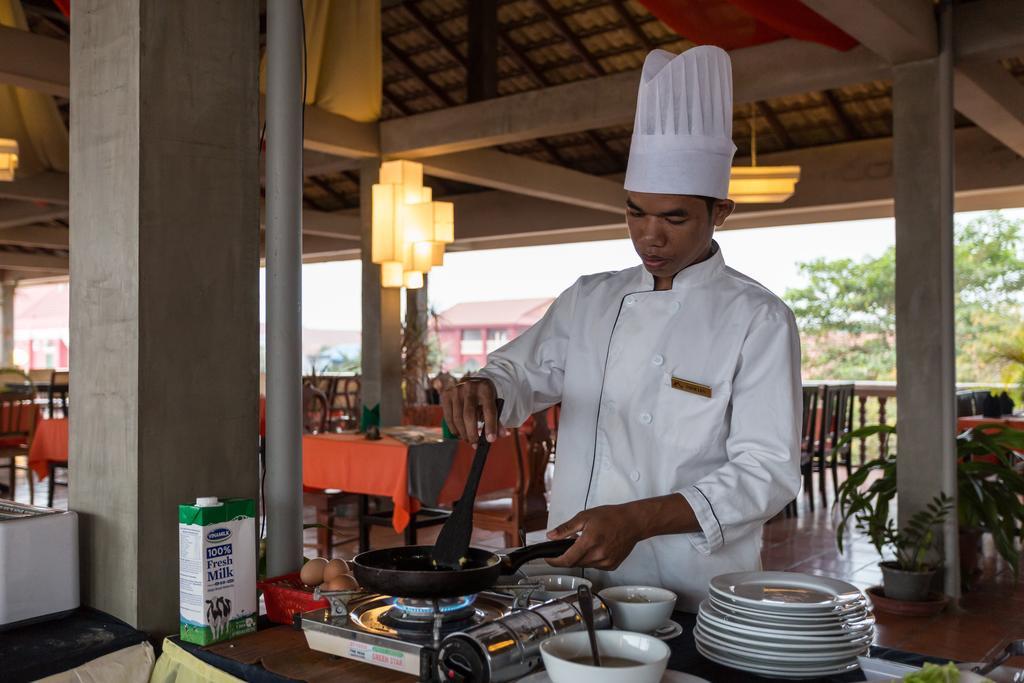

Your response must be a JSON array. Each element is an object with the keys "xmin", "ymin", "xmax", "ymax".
[{"xmin": 301, "ymin": 585, "xmax": 540, "ymax": 680}]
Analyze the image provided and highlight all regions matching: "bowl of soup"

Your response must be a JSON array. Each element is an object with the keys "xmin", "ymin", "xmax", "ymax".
[
  {"xmin": 598, "ymin": 586, "xmax": 677, "ymax": 634},
  {"xmin": 541, "ymin": 630, "xmax": 670, "ymax": 683}
]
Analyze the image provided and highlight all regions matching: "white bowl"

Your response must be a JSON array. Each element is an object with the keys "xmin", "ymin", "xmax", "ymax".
[
  {"xmin": 541, "ymin": 630, "xmax": 670, "ymax": 683},
  {"xmin": 599, "ymin": 586, "xmax": 677, "ymax": 634},
  {"xmin": 519, "ymin": 574, "xmax": 592, "ymax": 599}
]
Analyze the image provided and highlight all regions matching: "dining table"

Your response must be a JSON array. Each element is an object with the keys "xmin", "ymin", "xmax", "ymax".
[
  {"xmin": 957, "ymin": 413, "xmax": 1024, "ymax": 432},
  {"xmin": 27, "ymin": 416, "xmax": 68, "ymax": 482},
  {"xmin": 302, "ymin": 427, "xmax": 520, "ymax": 536}
]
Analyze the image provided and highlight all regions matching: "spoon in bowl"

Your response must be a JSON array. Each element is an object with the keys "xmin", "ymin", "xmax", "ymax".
[{"xmin": 578, "ymin": 584, "xmax": 602, "ymax": 667}]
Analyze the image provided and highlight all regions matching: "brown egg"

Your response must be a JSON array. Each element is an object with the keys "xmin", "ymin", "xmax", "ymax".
[
  {"xmin": 299, "ymin": 558, "xmax": 328, "ymax": 586},
  {"xmin": 322, "ymin": 574, "xmax": 359, "ymax": 592},
  {"xmin": 322, "ymin": 558, "xmax": 351, "ymax": 582}
]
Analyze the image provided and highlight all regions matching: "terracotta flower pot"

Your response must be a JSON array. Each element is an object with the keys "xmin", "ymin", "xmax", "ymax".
[{"xmin": 879, "ymin": 561, "xmax": 937, "ymax": 602}]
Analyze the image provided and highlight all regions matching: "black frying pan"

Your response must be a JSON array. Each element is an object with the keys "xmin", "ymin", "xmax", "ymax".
[{"xmin": 352, "ymin": 539, "xmax": 576, "ymax": 599}]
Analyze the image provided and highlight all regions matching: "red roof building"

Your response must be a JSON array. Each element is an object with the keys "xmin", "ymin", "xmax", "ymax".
[
  {"xmin": 435, "ymin": 298, "xmax": 553, "ymax": 373},
  {"xmin": 14, "ymin": 283, "xmax": 70, "ymax": 370}
]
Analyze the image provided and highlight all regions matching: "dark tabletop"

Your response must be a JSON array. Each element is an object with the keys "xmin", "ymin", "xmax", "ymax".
[
  {"xmin": 170, "ymin": 610, "xmax": 950, "ymax": 682},
  {"xmin": 0, "ymin": 608, "xmax": 150, "ymax": 683}
]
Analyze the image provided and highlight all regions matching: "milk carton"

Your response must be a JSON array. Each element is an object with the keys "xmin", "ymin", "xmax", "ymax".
[{"xmin": 178, "ymin": 497, "xmax": 257, "ymax": 645}]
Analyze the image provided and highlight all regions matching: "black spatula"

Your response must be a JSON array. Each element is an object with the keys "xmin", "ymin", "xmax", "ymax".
[{"xmin": 431, "ymin": 399, "xmax": 503, "ymax": 570}]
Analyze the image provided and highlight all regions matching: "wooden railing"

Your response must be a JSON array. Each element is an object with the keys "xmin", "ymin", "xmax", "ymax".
[{"xmin": 808, "ymin": 380, "xmax": 1011, "ymax": 463}]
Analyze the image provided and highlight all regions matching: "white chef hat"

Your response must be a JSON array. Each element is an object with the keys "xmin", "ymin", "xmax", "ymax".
[{"xmin": 624, "ymin": 46, "xmax": 737, "ymax": 199}]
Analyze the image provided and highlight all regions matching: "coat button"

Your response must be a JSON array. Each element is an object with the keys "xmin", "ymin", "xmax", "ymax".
[
  {"xmin": 652, "ymin": 354, "xmax": 664, "ymax": 366},
  {"xmin": 630, "ymin": 470, "xmax": 641, "ymax": 482},
  {"xmin": 639, "ymin": 412, "xmax": 652, "ymax": 425},
  {"xmin": 670, "ymin": 301, "xmax": 680, "ymax": 313},
  {"xmin": 602, "ymin": 458, "xmax": 612, "ymax": 471},
  {"xmin": 625, "ymin": 296, "xmax": 636, "ymax": 305}
]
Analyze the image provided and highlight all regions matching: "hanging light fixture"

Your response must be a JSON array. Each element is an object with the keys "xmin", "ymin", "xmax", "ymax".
[
  {"xmin": 371, "ymin": 160, "xmax": 454, "ymax": 289},
  {"xmin": 729, "ymin": 105, "xmax": 800, "ymax": 203},
  {"xmin": 0, "ymin": 139, "xmax": 19, "ymax": 182}
]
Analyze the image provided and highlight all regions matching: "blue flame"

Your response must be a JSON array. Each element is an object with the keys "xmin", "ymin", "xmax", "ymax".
[{"xmin": 391, "ymin": 595, "xmax": 476, "ymax": 615}]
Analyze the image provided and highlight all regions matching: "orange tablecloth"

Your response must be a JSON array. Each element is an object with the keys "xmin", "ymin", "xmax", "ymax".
[
  {"xmin": 957, "ymin": 414, "xmax": 1024, "ymax": 432},
  {"xmin": 303, "ymin": 432, "xmax": 520, "ymax": 532},
  {"xmin": 28, "ymin": 417, "xmax": 68, "ymax": 480}
]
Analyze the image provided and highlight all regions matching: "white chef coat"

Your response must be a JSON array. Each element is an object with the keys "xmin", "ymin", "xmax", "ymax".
[{"xmin": 476, "ymin": 243, "xmax": 801, "ymax": 610}]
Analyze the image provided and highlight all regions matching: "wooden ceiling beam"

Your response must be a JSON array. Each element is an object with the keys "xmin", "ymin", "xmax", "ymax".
[
  {"xmin": 400, "ymin": 2, "xmax": 465, "ymax": 68},
  {"xmin": 820, "ymin": 90, "xmax": 860, "ymax": 141},
  {"xmin": 421, "ymin": 148, "xmax": 624, "ymax": 213},
  {"xmin": 955, "ymin": 0, "xmax": 1024, "ymax": 63},
  {"xmin": 0, "ymin": 225, "xmax": 69, "ymax": 249},
  {"xmin": 954, "ymin": 62, "xmax": 1024, "ymax": 157},
  {"xmin": 532, "ymin": 0, "xmax": 604, "ymax": 76},
  {"xmin": 0, "ymin": 24, "xmax": 69, "ymax": 97},
  {"xmin": 0, "ymin": 201, "xmax": 69, "ymax": 229},
  {"xmin": 0, "ymin": 250, "xmax": 68, "ymax": 273},
  {"xmin": 609, "ymin": 0, "xmax": 655, "ymax": 52},
  {"xmin": 382, "ymin": 36, "xmax": 456, "ymax": 107},
  {"xmin": 380, "ymin": 40, "xmax": 890, "ymax": 157},
  {"xmin": 0, "ymin": 172, "xmax": 69, "ymax": 205},
  {"xmin": 754, "ymin": 102, "xmax": 792, "ymax": 151},
  {"xmin": 799, "ymin": 0, "xmax": 937, "ymax": 64}
]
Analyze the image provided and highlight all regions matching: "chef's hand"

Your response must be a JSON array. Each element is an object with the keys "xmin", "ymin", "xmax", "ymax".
[
  {"xmin": 441, "ymin": 378, "xmax": 502, "ymax": 444},
  {"xmin": 545, "ymin": 495, "xmax": 702, "ymax": 571},
  {"xmin": 544, "ymin": 504, "xmax": 645, "ymax": 571}
]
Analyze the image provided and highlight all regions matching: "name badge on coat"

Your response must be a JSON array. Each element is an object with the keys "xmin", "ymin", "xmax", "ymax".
[{"xmin": 671, "ymin": 376, "xmax": 712, "ymax": 398}]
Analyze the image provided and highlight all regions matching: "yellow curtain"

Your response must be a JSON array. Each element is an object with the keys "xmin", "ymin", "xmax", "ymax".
[
  {"xmin": 261, "ymin": 0, "xmax": 382, "ymax": 123},
  {"xmin": 0, "ymin": 0, "xmax": 69, "ymax": 174}
]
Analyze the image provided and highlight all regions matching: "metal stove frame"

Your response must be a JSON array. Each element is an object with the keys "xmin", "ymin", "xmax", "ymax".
[{"xmin": 301, "ymin": 583, "xmax": 541, "ymax": 681}]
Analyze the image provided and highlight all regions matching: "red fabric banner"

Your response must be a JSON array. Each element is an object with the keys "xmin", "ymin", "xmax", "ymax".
[{"xmin": 638, "ymin": 0, "xmax": 857, "ymax": 52}]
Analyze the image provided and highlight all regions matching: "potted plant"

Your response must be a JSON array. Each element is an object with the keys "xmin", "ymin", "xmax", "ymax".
[
  {"xmin": 835, "ymin": 423, "xmax": 1024, "ymax": 586},
  {"xmin": 846, "ymin": 492, "xmax": 953, "ymax": 601}
]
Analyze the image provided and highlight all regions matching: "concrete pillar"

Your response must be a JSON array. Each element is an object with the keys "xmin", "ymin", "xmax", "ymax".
[
  {"xmin": 893, "ymin": 0, "xmax": 959, "ymax": 598},
  {"xmin": 264, "ymin": 0, "xmax": 304, "ymax": 579},
  {"xmin": 405, "ymin": 275, "xmax": 430, "ymax": 404},
  {"xmin": 1, "ymin": 279, "xmax": 14, "ymax": 367},
  {"xmin": 360, "ymin": 159, "xmax": 403, "ymax": 426},
  {"xmin": 70, "ymin": 0, "xmax": 259, "ymax": 633}
]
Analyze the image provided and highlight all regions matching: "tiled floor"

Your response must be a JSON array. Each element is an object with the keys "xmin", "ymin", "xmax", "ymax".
[{"xmin": 16, "ymin": 468, "xmax": 1023, "ymax": 668}]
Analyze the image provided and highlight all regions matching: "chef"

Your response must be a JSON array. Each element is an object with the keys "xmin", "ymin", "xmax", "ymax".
[{"xmin": 441, "ymin": 45, "xmax": 801, "ymax": 611}]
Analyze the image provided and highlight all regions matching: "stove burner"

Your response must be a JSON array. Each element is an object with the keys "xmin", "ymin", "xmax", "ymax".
[{"xmin": 391, "ymin": 595, "xmax": 476, "ymax": 619}]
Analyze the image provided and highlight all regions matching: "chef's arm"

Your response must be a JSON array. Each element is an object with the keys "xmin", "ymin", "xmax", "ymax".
[
  {"xmin": 546, "ymin": 493, "xmax": 701, "ymax": 569},
  {"xmin": 676, "ymin": 304, "xmax": 802, "ymax": 555},
  {"xmin": 443, "ymin": 280, "xmax": 580, "ymax": 442}
]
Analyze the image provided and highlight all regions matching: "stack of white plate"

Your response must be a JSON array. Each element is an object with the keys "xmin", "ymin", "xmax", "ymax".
[{"xmin": 695, "ymin": 571, "xmax": 874, "ymax": 679}]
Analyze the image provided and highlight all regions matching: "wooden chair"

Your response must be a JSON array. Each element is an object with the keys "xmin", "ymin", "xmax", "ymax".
[
  {"xmin": 972, "ymin": 390, "xmax": 991, "ymax": 416},
  {"xmin": 817, "ymin": 383, "xmax": 855, "ymax": 499},
  {"xmin": 327, "ymin": 375, "xmax": 361, "ymax": 432},
  {"xmin": 956, "ymin": 390, "xmax": 977, "ymax": 419},
  {"xmin": 48, "ymin": 371, "xmax": 69, "ymax": 418},
  {"xmin": 301, "ymin": 385, "xmax": 357, "ymax": 558},
  {"xmin": 0, "ymin": 389, "xmax": 38, "ymax": 503},
  {"xmin": 472, "ymin": 428, "xmax": 547, "ymax": 547},
  {"xmin": 787, "ymin": 384, "xmax": 821, "ymax": 516},
  {"xmin": 45, "ymin": 371, "xmax": 70, "ymax": 507}
]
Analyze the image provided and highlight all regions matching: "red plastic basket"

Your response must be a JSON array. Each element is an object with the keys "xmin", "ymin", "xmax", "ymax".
[{"xmin": 258, "ymin": 573, "xmax": 328, "ymax": 625}]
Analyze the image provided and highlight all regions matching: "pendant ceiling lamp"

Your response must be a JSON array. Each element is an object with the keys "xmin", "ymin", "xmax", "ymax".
[
  {"xmin": 0, "ymin": 139, "xmax": 19, "ymax": 182},
  {"xmin": 371, "ymin": 160, "xmax": 454, "ymax": 289},
  {"xmin": 729, "ymin": 106, "xmax": 800, "ymax": 203}
]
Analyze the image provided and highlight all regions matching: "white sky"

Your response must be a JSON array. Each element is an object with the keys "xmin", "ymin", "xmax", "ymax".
[{"xmin": 260, "ymin": 207, "xmax": 1024, "ymax": 331}]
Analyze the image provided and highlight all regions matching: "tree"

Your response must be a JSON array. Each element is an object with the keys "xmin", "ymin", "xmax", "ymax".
[{"xmin": 785, "ymin": 211, "xmax": 1024, "ymax": 381}]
